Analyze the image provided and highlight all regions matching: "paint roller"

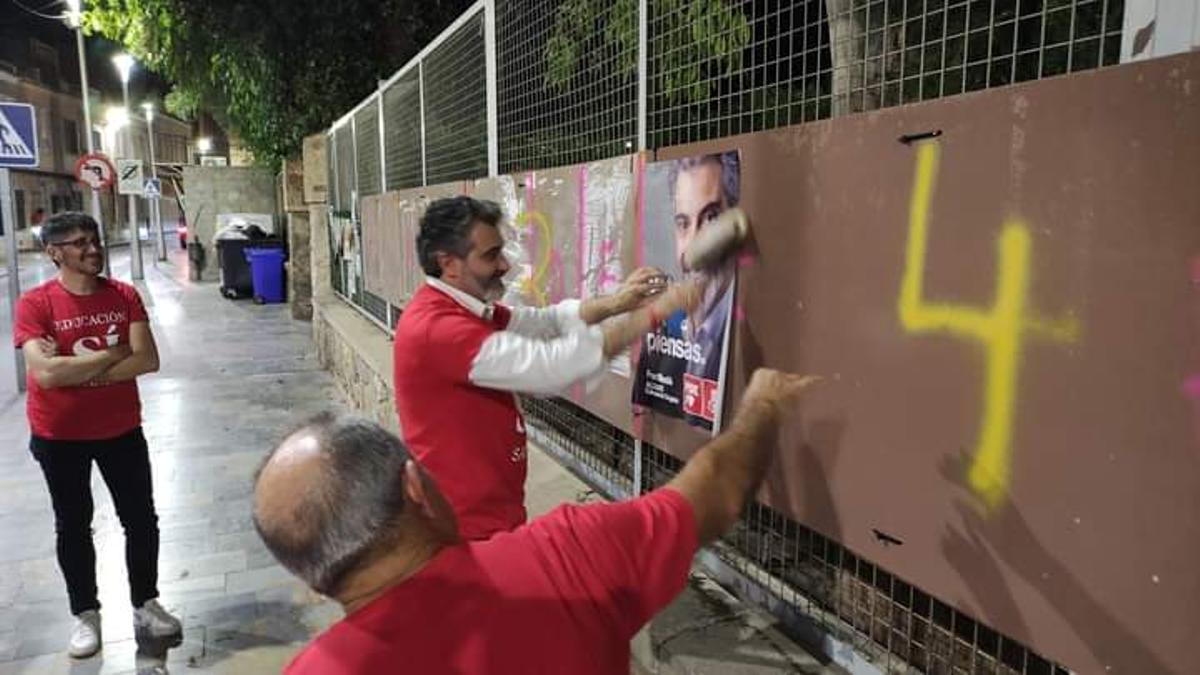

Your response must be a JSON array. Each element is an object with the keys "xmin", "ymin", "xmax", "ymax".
[{"xmin": 681, "ymin": 207, "xmax": 750, "ymax": 273}]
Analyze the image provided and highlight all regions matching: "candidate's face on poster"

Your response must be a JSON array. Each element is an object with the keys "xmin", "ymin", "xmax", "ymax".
[{"xmin": 672, "ymin": 159, "xmax": 726, "ymax": 274}]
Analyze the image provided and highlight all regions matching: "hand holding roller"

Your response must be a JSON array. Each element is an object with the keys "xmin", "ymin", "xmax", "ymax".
[{"xmin": 681, "ymin": 207, "xmax": 750, "ymax": 273}]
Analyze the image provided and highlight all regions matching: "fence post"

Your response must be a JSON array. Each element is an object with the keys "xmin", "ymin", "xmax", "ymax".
[
  {"xmin": 485, "ymin": 0, "xmax": 499, "ymax": 176},
  {"xmin": 419, "ymin": 62, "xmax": 428, "ymax": 187},
  {"xmin": 637, "ymin": 0, "xmax": 648, "ymax": 152},
  {"xmin": 377, "ymin": 85, "xmax": 388, "ymax": 195},
  {"xmin": 377, "ymin": 86, "xmax": 393, "ymax": 330}
]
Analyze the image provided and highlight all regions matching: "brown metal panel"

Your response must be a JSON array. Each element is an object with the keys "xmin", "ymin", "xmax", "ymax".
[
  {"xmin": 360, "ymin": 193, "xmax": 387, "ymax": 300},
  {"xmin": 366, "ymin": 184, "xmax": 467, "ymax": 307},
  {"xmin": 650, "ymin": 53, "xmax": 1200, "ymax": 673}
]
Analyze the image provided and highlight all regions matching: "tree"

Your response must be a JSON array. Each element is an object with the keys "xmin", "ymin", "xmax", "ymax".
[
  {"xmin": 85, "ymin": 0, "xmax": 473, "ymax": 168},
  {"xmin": 545, "ymin": 0, "xmax": 751, "ymax": 105}
]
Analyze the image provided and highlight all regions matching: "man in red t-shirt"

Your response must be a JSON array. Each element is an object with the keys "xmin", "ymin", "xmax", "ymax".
[
  {"xmin": 13, "ymin": 213, "xmax": 182, "ymax": 659},
  {"xmin": 253, "ymin": 368, "xmax": 820, "ymax": 674},
  {"xmin": 394, "ymin": 196, "xmax": 700, "ymax": 540}
]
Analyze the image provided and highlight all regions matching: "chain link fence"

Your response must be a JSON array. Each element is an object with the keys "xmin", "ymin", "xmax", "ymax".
[{"xmin": 321, "ymin": 0, "xmax": 1129, "ymax": 670}]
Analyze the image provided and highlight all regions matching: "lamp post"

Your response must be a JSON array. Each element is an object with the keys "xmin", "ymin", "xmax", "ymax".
[
  {"xmin": 112, "ymin": 52, "xmax": 143, "ymax": 280},
  {"xmin": 142, "ymin": 102, "xmax": 165, "ymax": 262},
  {"xmin": 64, "ymin": 0, "xmax": 111, "ymax": 276}
]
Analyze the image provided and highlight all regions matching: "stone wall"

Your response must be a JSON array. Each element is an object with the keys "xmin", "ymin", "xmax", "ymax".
[
  {"xmin": 309, "ymin": 206, "xmax": 331, "ymax": 300},
  {"xmin": 288, "ymin": 212, "xmax": 313, "ymax": 320},
  {"xmin": 181, "ymin": 166, "xmax": 278, "ymax": 282},
  {"xmin": 312, "ymin": 297, "xmax": 397, "ymax": 434}
]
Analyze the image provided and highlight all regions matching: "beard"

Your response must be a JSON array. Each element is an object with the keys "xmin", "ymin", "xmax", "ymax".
[
  {"xmin": 479, "ymin": 274, "xmax": 506, "ymax": 302},
  {"xmin": 72, "ymin": 254, "xmax": 104, "ymax": 275}
]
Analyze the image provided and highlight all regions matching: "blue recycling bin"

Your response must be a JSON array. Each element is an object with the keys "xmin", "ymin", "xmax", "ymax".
[{"xmin": 245, "ymin": 248, "xmax": 286, "ymax": 304}]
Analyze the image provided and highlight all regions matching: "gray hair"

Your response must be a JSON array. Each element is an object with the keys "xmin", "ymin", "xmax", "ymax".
[
  {"xmin": 668, "ymin": 152, "xmax": 741, "ymax": 208},
  {"xmin": 253, "ymin": 413, "xmax": 411, "ymax": 596},
  {"xmin": 417, "ymin": 196, "xmax": 504, "ymax": 277}
]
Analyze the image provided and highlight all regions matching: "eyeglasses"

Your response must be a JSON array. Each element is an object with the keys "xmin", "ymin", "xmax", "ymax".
[{"xmin": 50, "ymin": 236, "xmax": 103, "ymax": 250}]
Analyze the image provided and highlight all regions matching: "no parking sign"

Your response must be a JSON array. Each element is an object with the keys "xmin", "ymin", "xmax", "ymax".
[{"xmin": 75, "ymin": 153, "xmax": 116, "ymax": 190}]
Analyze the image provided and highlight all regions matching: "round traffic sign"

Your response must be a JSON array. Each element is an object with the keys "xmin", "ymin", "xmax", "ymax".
[{"xmin": 74, "ymin": 153, "xmax": 116, "ymax": 190}]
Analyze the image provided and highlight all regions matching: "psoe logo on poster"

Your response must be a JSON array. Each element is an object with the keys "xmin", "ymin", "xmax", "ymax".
[{"xmin": 682, "ymin": 374, "xmax": 717, "ymax": 422}]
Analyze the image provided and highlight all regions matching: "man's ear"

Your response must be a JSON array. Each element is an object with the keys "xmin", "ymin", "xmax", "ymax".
[
  {"xmin": 435, "ymin": 251, "xmax": 458, "ymax": 279},
  {"xmin": 402, "ymin": 460, "xmax": 438, "ymax": 520}
]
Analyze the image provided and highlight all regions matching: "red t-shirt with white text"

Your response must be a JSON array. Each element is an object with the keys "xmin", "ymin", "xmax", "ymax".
[
  {"xmin": 393, "ymin": 284, "xmax": 526, "ymax": 540},
  {"xmin": 13, "ymin": 278, "xmax": 147, "ymax": 440},
  {"xmin": 285, "ymin": 488, "xmax": 698, "ymax": 675}
]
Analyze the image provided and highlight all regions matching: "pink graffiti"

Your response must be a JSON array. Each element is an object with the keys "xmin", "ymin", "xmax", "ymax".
[
  {"xmin": 550, "ymin": 250, "xmax": 567, "ymax": 303},
  {"xmin": 596, "ymin": 239, "xmax": 620, "ymax": 290},
  {"xmin": 1184, "ymin": 376, "xmax": 1200, "ymax": 400},
  {"xmin": 737, "ymin": 251, "xmax": 757, "ymax": 268}
]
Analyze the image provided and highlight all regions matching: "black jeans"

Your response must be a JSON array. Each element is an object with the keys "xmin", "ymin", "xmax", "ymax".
[{"xmin": 31, "ymin": 427, "xmax": 160, "ymax": 615}]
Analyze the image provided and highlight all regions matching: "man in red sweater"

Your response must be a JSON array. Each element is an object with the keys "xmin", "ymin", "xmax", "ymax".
[
  {"xmin": 254, "ymin": 368, "xmax": 820, "ymax": 674},
  {"xmin": 14, "ymin": 213, "xmax": 182, "ymax": 658},
  {"xmin": 393, "ymin": 196, "xmax": 700, "ymax": 540}
]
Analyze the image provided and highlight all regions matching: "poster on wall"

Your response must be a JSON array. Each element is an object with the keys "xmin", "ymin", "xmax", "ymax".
[{"xmin": 632, "ymin": 151, "xmax": 740, "ymax": 432}]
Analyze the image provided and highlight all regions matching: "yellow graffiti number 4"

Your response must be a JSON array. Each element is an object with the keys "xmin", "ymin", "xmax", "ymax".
[{"xmin": 898, "ymin": 142, "xmax": 1078, "ymax": 510}]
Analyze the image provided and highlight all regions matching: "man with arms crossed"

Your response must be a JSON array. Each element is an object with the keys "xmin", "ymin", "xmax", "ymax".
[
  {"xmin": 394, "ymin": 196, "xmax": 700, "ymax": 540},
  {"xmin": 255, "ymin": 368, "xmax": 819, "ymax": 673},
  {"xmin": 14, "ymin": 213, "xmax": 181, "ymax": 658}
]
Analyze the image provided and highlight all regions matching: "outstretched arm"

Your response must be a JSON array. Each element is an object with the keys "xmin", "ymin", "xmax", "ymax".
[
  {"xmin": 470, "ymin": 278, "xmax": 702, "ymax": 394},
  {"xmin": 667, "ymin": 370, "xmax": 822, "ymax": 544},
  {"xmin": 506, "ymin": 267, "xmax": 667, "ymax": 339}
]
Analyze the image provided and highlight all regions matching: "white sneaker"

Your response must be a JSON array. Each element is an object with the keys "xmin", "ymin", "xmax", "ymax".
[
  {"xmin": 68, "ymin": 609, "xmax": 101, "ymax": 659},
  {"xmin": 133, "ymin": 599, "xmax": 182, "ymax": 638}
]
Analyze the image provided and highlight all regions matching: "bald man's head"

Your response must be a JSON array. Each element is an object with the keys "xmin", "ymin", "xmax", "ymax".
[{"xmin": 253, "ymin": 413, "xmax": 413, "ymax": 596}]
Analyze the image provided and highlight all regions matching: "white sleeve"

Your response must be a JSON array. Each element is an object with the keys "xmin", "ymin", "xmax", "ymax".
[
  {"xmin": 469, "ymin": 324, "xmax": 606, "ymax": 395},
  {"xmin": 505, "ymin": 299, "xmax": 587, "ymax": 339}
]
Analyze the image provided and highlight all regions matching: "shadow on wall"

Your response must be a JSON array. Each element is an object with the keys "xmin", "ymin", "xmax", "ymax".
[{"xmin": 939, "ymin": 450, "xmax": 1174, "ymax": 674}]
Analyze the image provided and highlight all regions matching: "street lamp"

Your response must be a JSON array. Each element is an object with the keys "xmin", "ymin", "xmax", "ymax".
[
  {"xmin": 142, "ymin": 102, "xmax": 165, "ymax": 261},
  {"xmin": 112, "ymin": 52, "xmax": 143, "ymax": 280},
  {"xmin": 64, "ymin": 0, "xmax": 111, "ymax": 276}
]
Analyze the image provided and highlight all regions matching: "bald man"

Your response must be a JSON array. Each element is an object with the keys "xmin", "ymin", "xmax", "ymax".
[{"xmin": 253, "ymin": 369, "xmax": 820, "ymax": 674}]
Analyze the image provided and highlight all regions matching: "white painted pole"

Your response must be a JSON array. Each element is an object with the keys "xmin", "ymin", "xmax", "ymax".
[
  {"xmin": 145, "ymin": 107, "xmax": 165, "ymax": 261},
  {"xmin": 418, "ymin": 62, "xmax": 428, "ymax": 186},
  {"xmin": 0, "ymin": 169, "xmax": 26, "ymax": 392},
  {"xmin": 484, "ymin": 0, "xmax": 499, "ymax": 177},
  {"xmin": 73, "ymin": 23, "xmax": 110, "ymax": 277},
  {"xmin": 637, "ymin": 0, "xmax": 648, "ymax": 152},
  {"xmin": 121, "ymin": 79, "xmax": 144, "ymax": 280}
]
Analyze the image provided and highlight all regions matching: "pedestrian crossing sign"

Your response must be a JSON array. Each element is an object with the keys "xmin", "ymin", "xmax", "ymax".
[{"xmin": 0, "ymin": 103, "xmax": 38, "ymax": 168}]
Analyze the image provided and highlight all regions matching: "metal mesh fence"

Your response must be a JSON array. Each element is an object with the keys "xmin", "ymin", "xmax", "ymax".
[
  {"xmin": 423, "ymin": 11, "xmax": 490, "ymax": 184},
  {"xmin": 495, "ymin": 0, "xmax": 639, "ymax": 173},
  {"xmin": 383, "ymin": 69, "xmax": 424, "ymax": 190},
  {"xmin": 354, "ymin": 102, "xmax": 382, "ymax": 196},
  {"xmin": 361, "ymin": 289, "xmax": 390, "ymax": 324},
  {"xmin": 520, "ymin": 396, "xmax": 636, "ymax": 499},
  {"xmin": 332, "ymin": 124, "xmax": 355, "ymax": 215},
  {"xmin": 636, "ymin": 442, "xmax": 1070, "ymax": 674},
  {"xmin": 648, "ymin": 0, "xmax": 1123, "ymax": 148},
  {"xmin": 649, "ymin": 0, "xmax": 833, "ymax": 148}
]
